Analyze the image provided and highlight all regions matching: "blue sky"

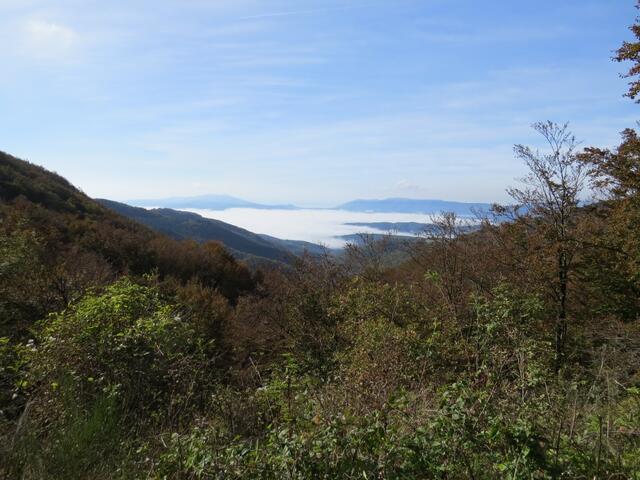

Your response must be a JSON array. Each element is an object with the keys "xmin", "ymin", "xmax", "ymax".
[{"xmin": 0, "ymin": 0, "xmax": 637, "ymax": 205}]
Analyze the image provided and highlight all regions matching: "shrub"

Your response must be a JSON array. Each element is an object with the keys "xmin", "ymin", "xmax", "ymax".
[{"xmin": 28, "ymin": 278, "xmax": 218, "ymax": 424}]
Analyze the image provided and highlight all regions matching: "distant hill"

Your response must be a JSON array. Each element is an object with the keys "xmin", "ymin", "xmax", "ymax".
[
  {"xmin": 128, "ymin": 194, "xmax": 493, "ymax": 216},
  {"xmin": 130, "ymin": 194, "xmax": 298, "ymax": 211},
  {"xmin": 345, "ymin": 221, "xmax": 480, "ymax": 235},
  {"xmin": 98, "ymin": 200, "xmax": 325, "ymax": 263},
  {"xmin": 345, "ymin": 221, "xmax": 433, "ymax": 235},
  {"xmin": 336, "ymin": 198, "xmax": 491, "ymax": 215}
]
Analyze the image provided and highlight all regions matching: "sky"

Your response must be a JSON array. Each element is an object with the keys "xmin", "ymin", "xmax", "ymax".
[{"xmin": 0, "ymin": 0, "xmax": 638, "ymax": 206}]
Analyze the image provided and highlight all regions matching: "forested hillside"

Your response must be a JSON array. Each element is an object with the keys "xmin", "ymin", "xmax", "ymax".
[
  {"xmin": 1, "ymin": 8, "xmax": 640, "ymax": 480},
  {"xmin": 98, "ymin": 199, "xmax": 300, "ymax": 264},
  {"xmin": 0, "ymin": 151, "xmax": 257, "ymax": 336}
]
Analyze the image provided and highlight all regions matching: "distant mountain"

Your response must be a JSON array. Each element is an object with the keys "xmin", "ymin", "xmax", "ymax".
[
  {"xmin": 345, "ymin": 222, "xmax": 434, "ymax": 235},
  {"xmin": 130, "ymin": 194, "xmax": 298, "ymax": 211},
  {"xmin": 98, "ymin": 200, "xmax": 323, "ymax": 264},
  {"xmin": 338, "ymin": 233, "xmax": 423, "ymax": 246},
  {"xmin": 336, "ymin": 198, "xmax": 492, "ymax": 215},
  {"xmin": 129, "ymin": 195, "xmax": 492, "ymax": 215},
  {"xmin": 345, "ymin": 221, "xmax": 480, "ymax": 235}
]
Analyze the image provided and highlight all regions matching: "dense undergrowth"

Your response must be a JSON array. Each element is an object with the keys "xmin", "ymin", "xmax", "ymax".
[{"xmin": 2, "ymin": 232, "xmax": 640, "ymax": 479}]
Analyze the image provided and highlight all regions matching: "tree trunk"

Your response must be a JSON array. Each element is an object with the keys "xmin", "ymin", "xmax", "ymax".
[{"xmin": 555, "ymin": 249, "xmax": 568, "ymax": 369}]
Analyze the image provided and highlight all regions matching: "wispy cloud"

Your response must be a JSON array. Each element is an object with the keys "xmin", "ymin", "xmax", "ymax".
[
  {"xmin": 23, "ymin": 19, "xmax": 77, "ymax": 58},
  {"xmin": 416, "ymin": 25, "xmax": 573, "ymax": 45},
  {"xmin": 239, "ymin": 3, "xmax": 376, "ymax": 20},
  {"xmin": 25, "ymin": 20, "xmax": 77, "ymax": 49},
  {"xmin": 0, "ymin": 0, "xmax": 635, "ymax": 205}
]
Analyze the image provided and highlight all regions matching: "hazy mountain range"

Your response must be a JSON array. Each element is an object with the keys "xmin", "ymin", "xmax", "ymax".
[
  {"xmin": 131, "ymin": 194, "xmax": 297, "ymax": 211},
  {"xmin": 130, "ymin": 195, "xmax": 493, "ymax": 215},
  {"xmin": 336, "ymin": 198, "xmax": 492, "ymax": 215}
]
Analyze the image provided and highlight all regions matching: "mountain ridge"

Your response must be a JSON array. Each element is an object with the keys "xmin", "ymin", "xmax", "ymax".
[
  {"xmin": 337, "ymin": 197, "xmax": 492, "ymax": 215},
  {"xmin": 127, "ymin": 194, "xmax": 494, "ymax": 214},
  {"xmin": 130, "ymin": 194, "xmax": 298, "ymax": 211}
]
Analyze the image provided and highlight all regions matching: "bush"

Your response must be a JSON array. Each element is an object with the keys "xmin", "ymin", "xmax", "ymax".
[{"xmin": 28, "ymin": 278, "xmax": 218, "ymax": 424}]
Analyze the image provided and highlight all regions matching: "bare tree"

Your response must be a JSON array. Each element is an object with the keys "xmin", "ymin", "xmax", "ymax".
[
  {"xmin": 343, "ymin": 233, "xmax": 394, "ymax": 282},
  {"xmin": 406, "ymin": 212, "xmax": 473, "ymax": 334},
  {"xmin": 507, "ymin": 121, "xmax": 587, "ymax": 367}
]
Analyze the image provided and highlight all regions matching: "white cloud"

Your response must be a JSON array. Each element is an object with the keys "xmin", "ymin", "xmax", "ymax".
[{"xmin": 23, "ymin": 19, "xmax": 77, "ymax": 59}]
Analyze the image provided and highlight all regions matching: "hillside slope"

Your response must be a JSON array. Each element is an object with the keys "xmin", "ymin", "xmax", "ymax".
[
  {"xmin": 98, "ymin": 199, "xmax": 302, "ymax": 263},
  {"xmin": 0, "ymin": 151, "xmax": 257, "ymax": 330}
]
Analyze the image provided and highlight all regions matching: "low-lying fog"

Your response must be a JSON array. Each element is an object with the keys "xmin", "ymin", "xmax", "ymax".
[{"xmin": 184, "ymin": 208, "xmax": 444, "ymax": 248}]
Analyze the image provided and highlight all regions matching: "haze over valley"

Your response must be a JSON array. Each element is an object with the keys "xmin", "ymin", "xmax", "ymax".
[
  {"xmin": 128, "ymin": 195, "xmax": 488, "ymax": 247},
  {"xmin": 184, "ymin": 207, "xmax": 448, "ymax": 247}
]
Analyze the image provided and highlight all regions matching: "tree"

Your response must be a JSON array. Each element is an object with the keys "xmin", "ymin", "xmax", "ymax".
[
  {"xmin": 576, "ymin": 5, "xmax": 640, "ymax": 319},
  {"xmin": 579, "ymin": 129, "xmax": 640, "ymax": 318},
  {"xmin": 408, "ymin": 212, "xmax": 471, "ymax": 331},
  {"xmin": 343, "ymin": 233, "xmax": 394, "ymax": 282},
  {"xmin": 506, "ymin": 121, "xmax": 587, "ymax": 367},
  {"xmin": 615, "ymin": 1, "xmax": 640, "ymax": 102}
]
